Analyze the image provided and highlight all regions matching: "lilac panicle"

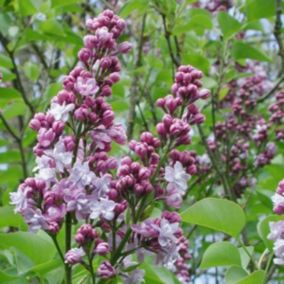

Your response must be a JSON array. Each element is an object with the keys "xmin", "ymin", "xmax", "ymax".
[{"xmin": 10, "ymin": 9, "xmax": 210, "ymax": 284}]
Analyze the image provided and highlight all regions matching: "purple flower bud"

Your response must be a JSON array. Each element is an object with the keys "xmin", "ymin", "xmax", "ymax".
[
  {"xmin": 97, "ymin": 261, "xmax": 116, "ymax": 279},
  {"xmin": 118, "ymin": 41, "xmax": 132, "ymax": 53},
  {"xmin": 78, "ymin": 48, "xmax": 92, "ymax": 64},
  {"xmin": 65, "ymin": 248, "xmax": 85, "ymax": 265},
  {"xmin": 95, "ymin": 242, "xmax": 110, "ymax": 255}
]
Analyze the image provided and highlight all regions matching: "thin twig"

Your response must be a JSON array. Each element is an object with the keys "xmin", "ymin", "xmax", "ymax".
[
  {"xmin": 126, "ymin": 13, "xmax": 147, "ymax": 139},
  {"xmin": 0, "ymin": 32, "xmax": 35, "ymax": 115},
  {"xmin": 274, "ymin": 0, "xmax": 284, "ymax": 74},
  {"xmin": 0, "ymin": 113, "xmax": 28, "ymax": 178},
  {"xmin": 161, "ymin": 13, "xmax": 180, "ymax": 68},
  {"xmin": 257, "ymin": 75, "xmax": 284, "ymax": 103}
]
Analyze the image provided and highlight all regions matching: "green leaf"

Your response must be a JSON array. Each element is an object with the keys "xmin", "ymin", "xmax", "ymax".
[
  {"xmin": 0, "ymin": 54, "xmax": 13, "ymax": 69},
  {"xmin": 225, "ymin": 266, "xmax": 248, "ymax": 284},
  {"xmin": 51, "ymin": 0, "xmax": 83, "ymax": 8},
  {"xmin": 181, "ymin": 198, "xmax": 246, "ymax": 236},
  {"xmin": 142, "ymin": 261, "xmax": 180, "ymax": 284},
  {"xmin": 200, "ymin": 242, "xmax": 241, "ymax": 269},
  {"xmin": 231, "ymin": 41, "xmax": 270, "ymax": 62},
  {"xmin": 239, "ymin": 246, "xmax": 254, "ymax": 268},
  {"xmin": 0, "ymin": 150, "xmax": 20, "ymax": 163},
  {"xmin": 245, "ymin": 0, "xmax": 276, "ymax": 21},
  {"xmin": 257, "ymin": 215, "xmax": 282, "ymax": 251},
  {"xmin": 0, "ymin": 231, "xmax": 56, "ymax": 265},
  {"xmin": 17, "ymin": 0, "xmax": 37, "ymax": 16},
  {"xmin": 0, "ymin": 88, "xmax": 21, "ymax": 100},
  {"xmin": 218, "ymin": 12, "xmax": 242, "ymax": 39},
  {"xmin": 23, "ymin": 62, "xmax": 41, "ymax": 82},
  {"xmin": 182, "ymin": 53, "xmax": 210, "ymax": 74},
  {"xmin": 2, "ymin": 101, "xmax": 26, "ymax": 119},
  {"xmin": 119, "ymin": 0, "xmax": 149, "ymax": 17},
  {"xmin": 0, "ymin": 206, "xmax": 27, "ymax": 230},
  {"xmin": 235, "ymin": 270, "xmax": 266, "ymax": 284}
]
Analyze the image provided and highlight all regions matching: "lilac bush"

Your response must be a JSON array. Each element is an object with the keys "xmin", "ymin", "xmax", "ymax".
[{"xmin": 10, "ymin": 10, "xmax": 209, "ymax": 284}]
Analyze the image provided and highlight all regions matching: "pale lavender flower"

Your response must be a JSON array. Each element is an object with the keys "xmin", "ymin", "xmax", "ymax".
[
  {"xmin": 22, "ymin": 208, "xmax": 48, "ymax": 232},
  {"xmin": 90, "ymin": 198, "xmax": 116, "ymax": 221},
  {"xmin": 273, "ymin": 239, "xmax": 284, "ymax": 265},
  {"xmin": 272, "ymin": 193, "xmax": 284, "ymax": 215},
  {"xmin": 165, "ymin": 161, "xmax": 191, "ymax": 193},
  {"xmin": 157, "ymin": 219, "xmax": 179, "ymax": 248},
  {"xmin": 10, "ymin": 189, "xmax": 28, "ymax": 213},
  {"xmin": 268, "ymin": 221, "xmax": 284, "ymax": 241},
  {"xmin": 48, "ymin": 102, "xmax": 75, "ymax": 122},
  {"xmin": 75, "ymin": 76, "xmax": 99, "ymax": 96},
  {"xmin": 69, "ymin": 161, "xmax": 96, "ymax": 187},
  {"xmin": 65, "ymin": 248, "xmax": 85, "ymax": 264}
]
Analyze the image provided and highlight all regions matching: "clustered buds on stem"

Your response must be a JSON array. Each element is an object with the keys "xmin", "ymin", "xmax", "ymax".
[
  {"xmin": 10, "ymin": 9, "xmax": 210, "ymax": 284},
  {"xmin": 206, "ymin": 63, "xmax": 277, "ymax": 197}
]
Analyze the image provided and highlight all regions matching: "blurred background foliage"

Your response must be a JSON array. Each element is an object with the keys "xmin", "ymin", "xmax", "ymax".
[{"xmin": 0, "ymin": 0, "xmax": 284, "ymax": 283}]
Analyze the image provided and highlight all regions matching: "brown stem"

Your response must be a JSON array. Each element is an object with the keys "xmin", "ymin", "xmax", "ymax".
[
  {"xmin": 274, "ymin": 0, "xmax": 284, "ymax": 74},
  {"xmin": 0, "ymin": 113, "xmax": 28, "ymax": 178},
  {"xmin": 257, "ymin": 75, "xmax": 284, "ymax": 103},
  {"xmin": 0, "ymin": 32, "xmax": 35, "ymax": 115},
  {"xmin": 161, "ymin": 13, "xmax": 180, "ymax": 68}
]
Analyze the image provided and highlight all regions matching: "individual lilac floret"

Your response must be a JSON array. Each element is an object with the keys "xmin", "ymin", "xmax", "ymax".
[
  {"xmin": 65, "ymin": 248, "xmax": 85, "ymax": 265},
  {"xmin": 165, "ymin": 161, "xmax": 191, "ymax": 208},
  {"xmin": 97, "ymin": 261, "xmax": 116, "ymax": 279},
  {"xmin": 272, "ymin": 180, "xmax": 284, "ymax": 215}
]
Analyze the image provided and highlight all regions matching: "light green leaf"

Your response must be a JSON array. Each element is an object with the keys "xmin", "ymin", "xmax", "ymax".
[
  {"xmin": 232, "ymin": 41, "xmax": 270, "ymax": 62},
  {"xmin": 225, "ymin": 266, "xmax": 248, "ymax": 284},
  {"xmin": 51, "ymin": 0, "xmax": 83, "ymax": 8},
  {"xmin": 245, "ymin": 0, "xmax": 276, "ymax": 21},
  {"xmin": 0, "ymin": 206, "xmax": 27, "ymax": 230},
  {"xmin": 239, "ymin": 246, "xmax": 254, "ymax": 268},
  {"xmin": 17, "ymin": 0, "xmax": 37, "ymax": 16},
  {"xmin": 200, "ymin": 242, "xmax": 241, "ymax": 269},
  {"xmin": 0, "ymin": 150, "xmax": 21, "ymax": 163},
  {"xmin": 2, "ymin": 101, "xmax": 26, "ymax": 119},
  {"xmin": 182, "ymin": 53, "xmax": 210, "ymax": 74},
  {"xmin": 181, "ymin": 198, "xmax": 246, "ymax": 236},
  {"xmin": 0, "ymin": 88, "xmax": 21, "ymax": 100},
  {"xmin": 119, "ymin": 0, "xmax": 149, "ymax": 17},
  {"xmin": 218, "ymin": 12, "xmax": 242, "ymax": 39},
  {"xmin": 0, "ymin": 54, "xmax": 13, "ymax": 69},
  {"xmin": 0, "ymin": 231, "xmax": 56, "ymax": 265},
  {"xmin": 235, "ymin": 270, "xmax": 266, "ymax": 284},
  {"xmin": 23, "ymin": 62, "xmax": 41, "ymax": 82}
]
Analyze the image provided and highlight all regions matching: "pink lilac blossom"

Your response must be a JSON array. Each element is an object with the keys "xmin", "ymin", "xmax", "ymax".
[{"xmin": 10, "ymin": 9, "xmax": 210, "ymax": 284}]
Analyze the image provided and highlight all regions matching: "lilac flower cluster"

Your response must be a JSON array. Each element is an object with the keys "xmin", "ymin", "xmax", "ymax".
[
  {"xmin": 269, "ymin": 91, "xmax": 284, "ymax": 140},
  {"xmin": 10, "ymin": 10, "xmax": 210, "ymax": 284},
  {"xmin": 194, "ymin": 0, "xmax": 233, "ymax": 13},
  {"xmin": 269, "ymin": 180, "xmax": 284, "ymax": 265},
  {"xmin": 207, "ymin": 63, "xmax": 276, "ymax": 197}
]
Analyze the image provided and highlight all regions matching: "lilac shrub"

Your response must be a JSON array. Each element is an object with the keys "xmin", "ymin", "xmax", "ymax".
[{"xmin": 10, "ymin": 10, "xmax": 209, "ymax": 284}]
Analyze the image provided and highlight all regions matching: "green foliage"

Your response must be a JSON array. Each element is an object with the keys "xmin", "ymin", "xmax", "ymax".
[
  {"xmin": 200, "ymin": 242, "xmax": 242, "ymax": 269},
  {"xmin": 217, "ymin": 12, "xmax": 242, "ymax": 39},
  {"xmin": 181, "ymin": 198, "xmax": 246, "ymax": 237},
  {"xmin": 231, "ymin": 41, "xmax": 271, "ymax": 62}
]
